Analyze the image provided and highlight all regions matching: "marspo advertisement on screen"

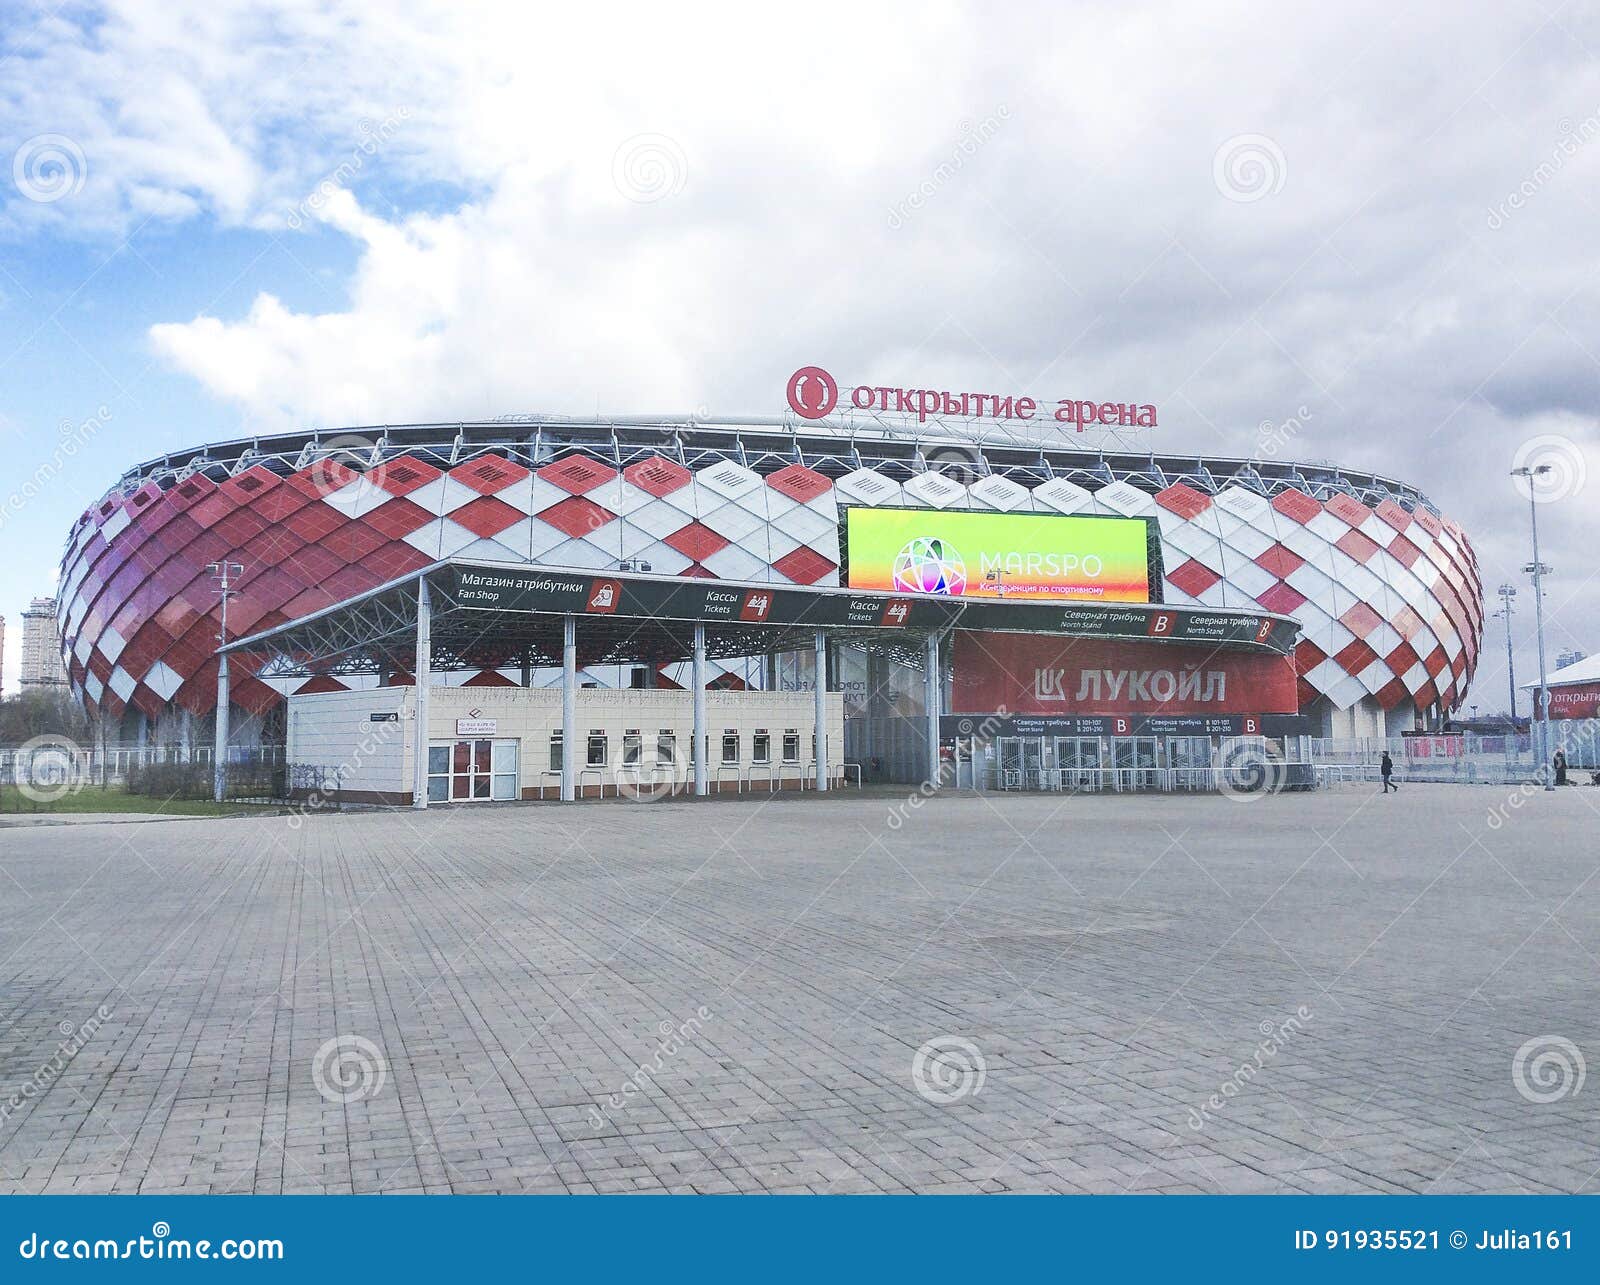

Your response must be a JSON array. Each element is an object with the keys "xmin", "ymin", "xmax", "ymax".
[{"xmin": 844, "ymin": 508, "xmax": 1152, "ymax": 602}]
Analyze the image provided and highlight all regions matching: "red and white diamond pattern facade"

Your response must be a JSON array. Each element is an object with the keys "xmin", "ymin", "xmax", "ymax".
[{"xmin": 56, "ymin": 447, "xmax": 1481, "ymax": 722}]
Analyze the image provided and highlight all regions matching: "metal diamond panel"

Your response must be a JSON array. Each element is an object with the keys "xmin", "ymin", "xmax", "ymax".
[{"xmin": 59, "ymin": 429, "xmax": 1483, "ymax": 726}]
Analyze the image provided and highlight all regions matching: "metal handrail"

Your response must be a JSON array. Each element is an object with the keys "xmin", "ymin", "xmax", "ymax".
[
  {"xmin": 714, "ymin": 765, "xmax": 743, "ymax": 793},
  {"xmin": 771, "ymin": 760, "xmax": 805, "ymax": 789},
  {"xmin": 577, "ymin": 767, "xmax": 606, "ymax": 796},
  {"xmin": 799, "ymin": 758, "xmax": 840, "ymax": 789},
  {"xmin": 843, "ymin": 763, "xmax": 863, "ymax": 788},
  {"xmin": 747, "ymin": 762, "xmax": 777, "ymax": 791}
]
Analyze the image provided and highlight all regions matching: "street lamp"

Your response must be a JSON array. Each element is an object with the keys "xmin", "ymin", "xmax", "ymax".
[
  {"xmin": 1510, "ymin": 464, "xmax": 1554, "ymax": 790},
  {"xmin": 207, "ymin": 561, "xmax": 244, "ymax": 803},
  {"xmin": 1492, "ymin": 583, "xmax": 1517, "ymax": 725}
]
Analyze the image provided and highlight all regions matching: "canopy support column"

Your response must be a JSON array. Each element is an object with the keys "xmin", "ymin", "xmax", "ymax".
[
  {"xmin": 692, "ymin": 623, "xmax": 708, "ymax": 796},
  {"xmin": 561, "ymin": 614, "xmax": 577, "ymax": 801},
  {"xmin": 411, "ymin": 577, "xmax": 431, "ymax": 809},
  {"xmin": 212, "ymin": 654, "xmax": 230, "ymax": 803},
  {"xmin": 814, "ymin": 628, "xmax": 829, "ymax": 792},
  {"xmin": 925, "ymin": 630, "xmax": 942, "ymax": 789}
]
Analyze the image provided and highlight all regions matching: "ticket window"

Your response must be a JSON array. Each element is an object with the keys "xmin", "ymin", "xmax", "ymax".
[
  {"xmin": 721, "ymin": 731, "xmax": 740, "ymax": 765},
  {"xmin": 782, "ymin": 730, "xmax": 801, "ymax": 764},
  {"xmin": 752, "ymin": 731, "xmax": 771, "ymax": 765},
  {"xmin": 586, "ymin": 731, "xmax": 608, "ymax": 768}
]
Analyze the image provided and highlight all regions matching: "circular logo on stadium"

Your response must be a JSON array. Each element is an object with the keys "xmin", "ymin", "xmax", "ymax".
[
  {"xmin": 787, "ymin": 365, "xmax": 838, "ymax": 420},
  {"xmin": 892, "ymin": 536, "xmax": 965, "ymax": 595}
]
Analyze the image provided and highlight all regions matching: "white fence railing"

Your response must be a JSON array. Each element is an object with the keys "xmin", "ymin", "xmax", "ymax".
[{"xmin": 0, "ymin": 743, "xmax": 284, "ymax": 787}]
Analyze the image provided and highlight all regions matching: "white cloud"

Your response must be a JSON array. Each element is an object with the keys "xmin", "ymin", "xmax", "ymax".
[{"xmin": 8, "ymin": 0, "xmax": 1600, "ymax": 705}]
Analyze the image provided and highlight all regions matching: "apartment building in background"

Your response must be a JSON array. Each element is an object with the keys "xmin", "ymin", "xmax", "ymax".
[{"xmin": 20, "ymin": 596, "xmax": 68, "ymax": 692}]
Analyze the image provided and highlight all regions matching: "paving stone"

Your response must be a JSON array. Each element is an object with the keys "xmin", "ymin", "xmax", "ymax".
[{"xmin": 0, "ymin": 787, "xmax": 1595, "ymax": 1192}]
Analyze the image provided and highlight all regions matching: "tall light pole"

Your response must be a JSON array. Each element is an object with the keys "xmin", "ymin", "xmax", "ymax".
[
  {"xmin": 208, "ymin": 561, "xmax": 244, "ymax": 803},
  {"xmin": 1511, "ymin": 464, "xmax": 1554, "ymax": 790},
  {"xmin": 1493, "ymin": 583, "xmax": 1517, "ymax": 725}
]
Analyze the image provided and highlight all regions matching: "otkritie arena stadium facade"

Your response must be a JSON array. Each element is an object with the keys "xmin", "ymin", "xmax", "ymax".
[{"xmin": 54, "ymin": 413, "xmax": 1483, "ymax": 756}]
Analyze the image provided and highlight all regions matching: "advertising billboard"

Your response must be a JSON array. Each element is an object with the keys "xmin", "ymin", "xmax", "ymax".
[
  {"xmin": 948, "ymin": 632, "xmax": 1299, "ymax": 717},
  {"xmin": 844, "ymin": 508, "xmax": 1152, "ymax": 603}
]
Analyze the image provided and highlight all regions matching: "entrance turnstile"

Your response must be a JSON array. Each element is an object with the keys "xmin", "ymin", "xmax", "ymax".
[
  {"xmin": 1053, "ymin": 736, "xmax": 1103, "ymax": 790},
  {"xmin": 1110, "ymin": 736, "xmax": 1161, "ymax": 791}
]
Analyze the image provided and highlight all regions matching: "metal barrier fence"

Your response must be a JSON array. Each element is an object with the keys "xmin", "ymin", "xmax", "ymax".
[
  {"xmin": 0, "ymin": 742, "xmax": 285, "ymax": 788},
  {"xmin": 1308, "ymin": 722, "xmax": 1600, "ymax": 785},
  {"xmin": 984, "ymin": 763, "xmax": 1317, "ymax": 795}
]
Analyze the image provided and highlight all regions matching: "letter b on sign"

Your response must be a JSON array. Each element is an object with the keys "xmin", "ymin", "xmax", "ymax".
[{"xmin": 787, "ymin": 366, "xmax": 838, "ymax": 419}]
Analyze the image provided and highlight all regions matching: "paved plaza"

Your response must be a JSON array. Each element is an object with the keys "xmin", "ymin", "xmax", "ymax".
[{"xmin": 1, "ymin": 784, "xmax": 1597, "ymax": 1194}]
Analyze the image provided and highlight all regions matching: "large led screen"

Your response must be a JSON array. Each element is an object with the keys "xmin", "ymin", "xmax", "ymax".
[{"xmin": 844, "ymin": 507, "xmax": 1152, "ymax": 602}]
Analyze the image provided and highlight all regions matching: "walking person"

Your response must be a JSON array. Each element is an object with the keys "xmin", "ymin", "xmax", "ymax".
[{"xmin": 1380, "ymin": 750, "xmax": 1398, "ymax": 793}]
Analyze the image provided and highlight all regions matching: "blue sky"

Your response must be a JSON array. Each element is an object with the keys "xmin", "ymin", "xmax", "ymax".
[{"xmin": 2, "ymin": 0, "xmax": 1598, "ymax": 705}]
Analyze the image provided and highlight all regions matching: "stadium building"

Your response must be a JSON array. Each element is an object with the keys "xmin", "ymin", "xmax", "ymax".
[{"xmin": 54, "ymin": 398, "xmax": 1484, "ymax": 798}]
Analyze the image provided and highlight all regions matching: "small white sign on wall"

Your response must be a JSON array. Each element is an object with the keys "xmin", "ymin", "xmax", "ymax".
[{"xmin": 455, "ymin": 718, "xmax": 498, "ymax": 737}]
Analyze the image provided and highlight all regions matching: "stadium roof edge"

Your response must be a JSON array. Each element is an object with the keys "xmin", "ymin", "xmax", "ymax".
[{"xmin": 107, "ymin": 414, "xmax": 1441, "ymax": 515}]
